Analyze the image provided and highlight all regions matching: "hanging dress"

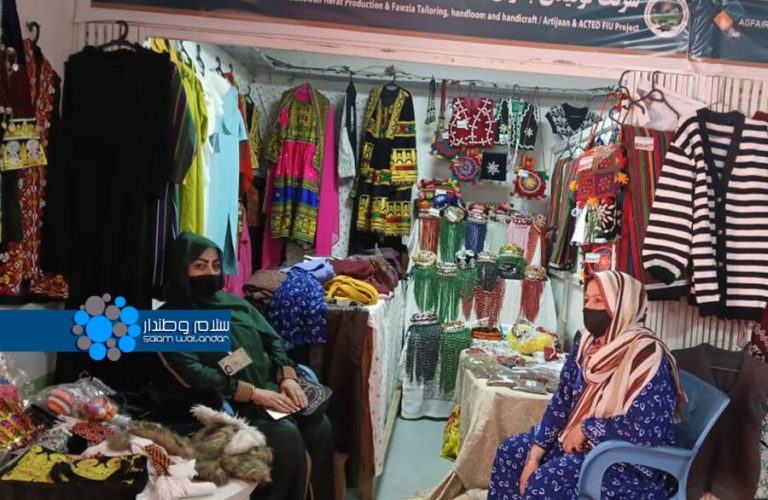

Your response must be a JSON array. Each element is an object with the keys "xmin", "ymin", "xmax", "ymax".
[
  {"xmin": 262, "ymin": 83, "xmax": 336, "ymax": 268},
  {"xmin": 354, "ymin": 86, "xmax": 418, "ymax": 237}
]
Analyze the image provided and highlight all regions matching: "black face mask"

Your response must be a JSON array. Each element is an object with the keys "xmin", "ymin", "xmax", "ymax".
[
  {"xmin": 583, "ymin": 308, "xmax": 612, "ymax": 338},
  {"xmin": 189, "ymin": 274, "xmax": 223, "ymax": 296}
]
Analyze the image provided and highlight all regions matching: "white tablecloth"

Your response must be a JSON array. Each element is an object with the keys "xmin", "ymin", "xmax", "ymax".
[
  {"xmin": 137, "ymin": 479, "xmax": 257, "ymax": 500},
  {"xmin": 367, "ymin": 283, "xmax": 406, "ymax": 476}
]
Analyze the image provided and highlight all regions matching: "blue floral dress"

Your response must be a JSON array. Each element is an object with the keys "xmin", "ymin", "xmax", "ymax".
[{"xmin": 489, "ymin": 339, "xmax": 678, "ymax": 499}]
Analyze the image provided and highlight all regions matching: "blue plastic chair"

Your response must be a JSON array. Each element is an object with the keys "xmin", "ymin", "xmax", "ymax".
[
  {"xmin": 577, "ymin": 370, "xmax": 729, "ymax": 500},
  {"xmin": 297, "ymin": 364, "xmax": 319, "ymax": 383}
]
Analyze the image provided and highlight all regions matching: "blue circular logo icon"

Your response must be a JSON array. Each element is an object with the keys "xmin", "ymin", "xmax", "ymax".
[{"xmin": 72, "ymin": 295, "xmax": 139, "ymax": 361}]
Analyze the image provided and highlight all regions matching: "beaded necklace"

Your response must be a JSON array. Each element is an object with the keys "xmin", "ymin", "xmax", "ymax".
[
  {"xmin": 464, "ymin": 209, "xmax": 488, "ymax": 254},
  {"xmin": 418, "ymin": 211, "xmax": 440, "ymax": 255},
  {"xmin": 411, "ymin": 251, "xmax": 437, "ymax": 312},
  {"xmin": 439, "ymin": 322, "xmax": 473, "ymax": 395},
  {"xmin": 405, "ymin": 312, "xmax": 441, "ymax": 384},
  {"xmin": 439, "ymin": 207, "xmax": 466, "ymax": 263},
  {"xmin": 436, "ymin": 262, "xmax": 460, "ymax": 324}
]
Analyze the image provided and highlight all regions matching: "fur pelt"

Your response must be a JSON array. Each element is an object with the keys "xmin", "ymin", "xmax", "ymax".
[{"xmin": 110, "ymin": 405, "xmax": 273, "ymax": 487}]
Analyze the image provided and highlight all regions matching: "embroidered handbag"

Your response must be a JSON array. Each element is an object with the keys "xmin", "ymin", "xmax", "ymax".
[
  {"xmin": 295, "ymin": 377, "xmax": 333, "ymax": 418},
  {"xmin": 575, "ymin": 144, "xmax": 624, "ymax": 204},
  {"xmin": 448, "ymin": 96, "xmax": 496, "ymax": 147}
]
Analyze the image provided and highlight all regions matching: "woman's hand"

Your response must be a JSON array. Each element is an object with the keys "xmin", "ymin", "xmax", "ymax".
[
  {"xmin": 280, "ymin": 379, "xmax": 308, "ymax": 409},
  {"xmin": 562, "ymin": 425, "xmax": 591, "ymax": 454},
  {"xmin": 250, "ymin": 388, "xmax": 301, "ymax": 413},
  {"xmin": 519, "ymin": 443, "xmax": 544, "ymax": 494},
  {"xmin": 519, "ymin": 458, "xmax": 539, "ymax": 495}
]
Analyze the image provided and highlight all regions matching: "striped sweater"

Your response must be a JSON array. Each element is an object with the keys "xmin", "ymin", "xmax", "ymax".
[{"xmin": 643, "ymin": 108, "xmax": 768, "ymax": 320}]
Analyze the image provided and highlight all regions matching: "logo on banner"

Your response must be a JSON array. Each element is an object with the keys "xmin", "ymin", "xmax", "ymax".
[
  {"xmin": 645, "ymin": 0, "xmax": 690, "ymax": 39},
  {"xmin": 72, "ymin": 294, "xmax": 140, "ymax": 361},
  {"xmin": 61, "ymin": 294, "xmax": 232, "ymax": 361}
]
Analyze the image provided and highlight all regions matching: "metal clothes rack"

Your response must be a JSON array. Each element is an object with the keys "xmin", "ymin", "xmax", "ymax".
[{"xmin": 263, "ymin": 54, "xmax": 617, "ymax": 98}]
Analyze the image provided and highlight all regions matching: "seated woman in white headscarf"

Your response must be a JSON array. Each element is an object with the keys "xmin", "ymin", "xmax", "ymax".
[{"xmin": 489, "ymin": 271, "xmax": 686, "ymax": 499}]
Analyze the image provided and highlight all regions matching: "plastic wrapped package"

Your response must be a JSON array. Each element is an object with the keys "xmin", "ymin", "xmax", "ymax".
[
  {"xmin": 460, "ymin": 350, "xmax": 501, "ymax": 380},
  {"xmin": 33, "ymin": 378, "xmax": 118, "ymax": 422},
  {"xmin": 0, "ymin": 353, "xmax": 32, "ymax": 405},
  {"xmin": 487, "ymin": 360, "xmax": 566, "ymax": 394}
]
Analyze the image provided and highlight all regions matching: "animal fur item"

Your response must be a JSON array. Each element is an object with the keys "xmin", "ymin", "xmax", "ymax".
[{"xmin": 112, "ymin": 405, "xmax": 273, "ymax": 487}]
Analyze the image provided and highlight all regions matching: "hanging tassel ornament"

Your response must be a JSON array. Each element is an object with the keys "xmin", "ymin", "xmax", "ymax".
[
  {"xmin": 405, "ymin": 312, "xmax": 442, "ymax": 384},
  {"xmin": 520, "ymin": 265, "xmax": 548, "ymax": 322},
  {"xmin": 439, "ymin": 207, "xmax": 466, "ymax": 263},
  {"xmin": 439, "ymin": 321, "xmax": 473, "ymax": 395},
  {"xmin": 456, "ymin": 250, "xmax": 477, "ymax": 319},
  {"xmin": 418, "ymin": 210, "xmax": 441, "ymax": 255},
  {"xmin": 486, "ymin": 212, "xmax": 510, "ymax": 254},
  {"xmin": 464, "ymin": 209, "xmax": 488, "ymax": 254},
  {"xmin": 411, "ymin": 251, "xmax": 438, "ymax": 312},
  {"xmin": 474, "ymin": 252, "xmax": 505, "ymax": 328},
  {"xmin": 425, "ymin": 76, "xmax": 437, "ymax": 125},
  {"xmin": 497, "ymin": 244, "xmax": 527, "ymax": 280},
  {"xmin": 507, "ymin": 211, "xmax": 532, "ymax": 248},
  {"xmin": 436, "ymin": 263, "xmax": 461, "ymax": 324},
  {"xmin": 525, "ymin": 214, "xmax": 548, "ymax": 266}
]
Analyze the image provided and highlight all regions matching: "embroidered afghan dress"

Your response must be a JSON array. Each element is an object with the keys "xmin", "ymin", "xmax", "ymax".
[
  {"xmin": 354, "ymin": 86, "xmax": 418, "ymax": 237},
  {"xmin": 488, "ymin": 338, "xmax": 677, "ymax": 500},
  {"xmin": 0, "ymin": 39, "xmax": 68, "ymax": 299},
  {"xmin": 23, "ymin": 40, "xmax": 68, "ymax": 298},
  {"xmin": 264, "ymin": 83, "xmax": 329, "ymax": 246}
]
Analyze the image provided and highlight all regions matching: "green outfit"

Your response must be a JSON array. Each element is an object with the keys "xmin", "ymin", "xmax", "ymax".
[{"xmin": 158, "ymin": 232, "xmax": 334, "ymax": 500}]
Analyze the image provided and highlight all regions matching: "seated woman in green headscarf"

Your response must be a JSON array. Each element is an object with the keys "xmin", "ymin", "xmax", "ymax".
[{"xmin": 155, "ymin": 232, "xmax": 334, "ymax": 500}]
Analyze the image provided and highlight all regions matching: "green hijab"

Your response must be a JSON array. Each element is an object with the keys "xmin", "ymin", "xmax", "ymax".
[{"xmin": 164, "ymin": 232, "xmax": 277, "ymax": 336}]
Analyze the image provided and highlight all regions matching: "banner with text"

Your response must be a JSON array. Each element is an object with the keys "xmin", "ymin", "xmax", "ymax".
[
  {"xmin": 0, "ymin": 308, "xmax": 231, "ymax": 360},
  {"xmin": 689, "ymin": 0, "xmax": 768, "ymax": 65},
  {"xmin": 94, "ymin": 0, "xmax": 692, "ymax": 55}
]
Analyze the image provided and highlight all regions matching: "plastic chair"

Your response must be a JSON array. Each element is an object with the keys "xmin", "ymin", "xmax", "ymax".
[{"xmin": 577, "ymin": 370, "xmax": 729, "ymax": 500}]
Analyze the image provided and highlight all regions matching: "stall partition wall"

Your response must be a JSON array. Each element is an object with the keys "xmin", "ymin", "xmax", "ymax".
[{"xmin": 551, "ymin": 70, "xmax": 768, "ymax": 353}]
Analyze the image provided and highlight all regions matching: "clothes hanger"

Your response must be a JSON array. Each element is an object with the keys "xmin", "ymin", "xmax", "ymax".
[
  {"xmin": 26, "ymin": 21, "xmax": 41, "ymax": 46},
  {"xmin": 195, "ymin": 44, "xmax": 205, "ymax": 77},
  {"xmin": 215, "ymin": 56, "xmax": 224, "ymax": 76},
  {"xmin": 626, "ymin": 71, "xmax": 679, "ymax": 120},
  {"xmin": 177, "ymin": 41, "xmax": 193, "ymax": 68},
  {"xmin": 383, "ymin": 65, "xmax": 399, "ymax": 90},
  {"xmin": 245, "ymin": 79, "xmax": 255, "ymax": 105},
  {"xmin": 96, "ymin": 20, "xmax": 141, "ymax": 51}
]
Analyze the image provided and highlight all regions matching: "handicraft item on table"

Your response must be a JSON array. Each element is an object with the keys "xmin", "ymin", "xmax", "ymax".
[
  {"xmin": 456, "ymin": 250, "xmax": 478, "ymax": 319},
  {"xmin": 439, "ymin": 321, "xmax": 473, "ymax": 395},
  {"xmin": 474, "ymin": 252, "xmax": 505, "ymax": 327},
  {"xmin": 464, "ymin": 207, "xmax": 488, "ymax": 254},
  {"xmin": 520, "ymin": 265, "xmax": 548, "ymax": 322},
  {"xmin": 439, "ymin": 207, "xmax": 466, "ymax": 264},
  {"xmin": 497, "ymin": 244, "xmax": 527, "ymax": 280},
  {"xmin": 436, "ymin": 262, "xmax": 461, "ymax": 324},
  {"xmin": 405, "ymin": 312, "xmax": 442, "ymax": 384},
  {"xmin": 411, "ymin": 251, "xmax": 438, "ymax": 312}
]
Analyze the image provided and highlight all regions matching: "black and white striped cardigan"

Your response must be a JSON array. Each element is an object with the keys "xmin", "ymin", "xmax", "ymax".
[{"xmin": 643, "ymin": 108, "xmax": 768, "ymax": 320}]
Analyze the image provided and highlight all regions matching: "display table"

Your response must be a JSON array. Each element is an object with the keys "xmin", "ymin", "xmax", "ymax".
[
  {"xmin": 137, "ymin": 479, "xmax": 257, "ymax": 500},
  {"xmin": 299, "ymin": 283, "xmax": 406, "ymax": 500},
  {"xmin": 430, "ymin": 353, "xmax": 552, "ymax": 500}
]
